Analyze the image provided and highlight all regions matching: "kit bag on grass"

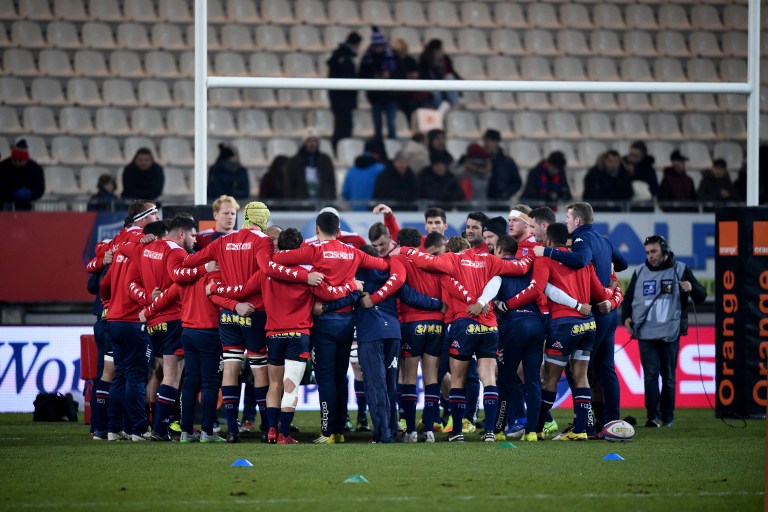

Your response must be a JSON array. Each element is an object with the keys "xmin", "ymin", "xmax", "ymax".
[{"xmin": 33, "ymin": 392, "xmax": 78, "ymax": 422}]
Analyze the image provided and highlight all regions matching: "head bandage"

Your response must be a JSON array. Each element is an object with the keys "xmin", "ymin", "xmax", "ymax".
[
  {"xmin": 509, "ymin": 209, "xmax": 533, "ymax": 226},
  {"xmin": 133, "ymin": 206, "xmax": 158, "ymax": 222},
  {"xmin": 319, "ymin": 206, "xmax": 340, "ymax": 219},
  {"xmin": 242, "ymin": 201, "xmax": 270, "ymax": 230}
]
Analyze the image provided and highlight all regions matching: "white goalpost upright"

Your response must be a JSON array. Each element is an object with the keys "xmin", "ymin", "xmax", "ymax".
[{"xmin": 194, "ymin": 0, "xmax": 761, "ymax": 207}]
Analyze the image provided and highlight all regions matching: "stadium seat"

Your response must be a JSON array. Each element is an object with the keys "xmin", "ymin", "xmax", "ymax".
[
  {"xmin": 547, "ymin": 112, "xmax": 580, "ymax": 139},
  {"xmin": 0, "ymin": 2, "xmax": 15, "ymax": 18},
  {"xmin": 452, "ymin": 55, "xmax": 485, "ymax": 80},
  {"xmin": 277, "ymin": 89, "xmax": 313, "ymax": 108},
  {"xmin": 296, "ymin": 0, "xmax": 328, "ymax": 24},
  {"xmin": 553, "ymin": 31, "xmax": 591, "ymax": 57},
  {"xmin": 620, "ymin": 58, "xmax": 653, "ymax": 81},
  {"xmin": 689, "ymin": 32, "xmax": 723, "ymax": 58},
  {"xmin": 617, "ymin": 93, "xmax": 652, "ymax": 111},
  {"xmin": 255, "ymin": 25, "xmax": 289, "ymax": 51},
  {"xmin": 151, "ymin": 24, "xmax": 185, "ymax": 50},
  {"xmin": 165, "ymin": 108, "xmax": 193, "ymax": 136},
  {"xmin": 577, "ymin": 141, "xmax": 608, "ymax": 168},
  {"xmin": 209, "ymin": 88, "xmax": 242, "ymax": 107},
  {"xmin": 160, "ymin": 137, "xmax": 194, "ymax": 166},
  {"xmin": 586, "ymin": 57, "xmax": 620, "ymax": 81},
  {"xmin": 444, "ymin": 139, "xmax": 467, "ymax": 162},
  {"xmin": 290, "ymin": 25, "xmax": 323, "ymax": 51},
  {"xmin": 215, "ymin": 52, "xmax": 248, "ymax": 76},
  {"xmin": 167, "ymin": 81, "xmax": 193, "ymax": 107},
  {"xmin": 67, "ymin": 78, "xmax": 102, "ymax": 106},
  {"xmin": 266, "ymin": 138, "xmax": 299, "ymax": 163},
  {"xmin": 158, "ymin": 0, "xmax": 193, "ymax": 21},
  {"xmin": 424, "ymin": 28, "xmax": 456, "ymax": 53},
  {"xmin": 19, "ymin": 0, "xmax": 53, "ymax": 20},
  {"xmin": 145, "ymin": 51, "xmax": 179, "ymax": 78},
  {"xmin": 542, "ymin": 141, "xmax": 577, "ymax": 170},
  {"xmin": 47, "ymin": 21, "xmax": 80, "ymax": 48},
  {"xmin": 101, "ymin": 79, "xmax": 136, "ymax": 106},
  {"xmin": 205, "ymin": 0, "xmax": 226, "ymax": 22},
  {"xmin": 235, "ymin": 137, "xmax": 266, "ymax": 167},
  {"xmin": 52, "ymin": 136, "xmax": 89, "ymax": 165},
  {"xmin": 461, "ymin": 2, "xmax": 494, "ymax": 28},
  {"xmin": 124, "ymin": 137, "xmax": 157, "ymax": 160},
  {"xmin": 720, "ymin": 59, "xmax": 747, "ymax": 82},
  {"xmin": 138, "ymin": 80, "xmax": 172, "ymax": 107},
  {"xmin": 362, "ymin": 1, "xmax": 395, "ymax": 26},
  {"xmin": 40, "ymin": 49, "xmax": 75, "ymax": 76},
  {"xmin": 243, "ymin": 88, "xmax": 279, "ymax": 107},
  {"xmin": 394, "ymin": 2, "xmax": 428, "ymax": 26},
  {"xmin": 554, "ymin": 57, "xmax": 587, "ymax": 81},
  {"xmin": 648, "ymin": 113, "xmax": 683, "ymax": 139},
  {"xmin": 508, "ymin": 140, "xmax": 541, "ymax": 169},
  {"xmin": 654, "ymin": 58, "xmax": 686, "ymax": 82},
  {"xmin": 658, "ymin": 5, "xmax": 690, "ymax": 30},
  {"xmin": 110, "ymin": 51, "xmax": 144, "ymax": 77},
  {"xmin": 197, "ymin": 25, "xmax": 221, "ymax": 49},
  {"xmin": 3, "ymin": 49, "xmax": 37, "ymax": 76},
  {"xmin": 478, "ymin": 111, "xmax": 512, "ymax": 137},
  {"xmin": 484, "ymin": 92, "xmax": 517, "ymax": 110},
  {"xmin": 686, "ymin": 93, "xmax": 719, "ymax": 112},
  {"xmin": 95, "ymin": 107, "xmax": 131, "ymax": 135},
  {"xmin": 306, "ymin": 109, "xmax": 334, "ymax": 137},
  {"xmin": 493, "ymin": 3, "xmax": 526, "ymax": 29},
  {"xmin": 352, "ymin": 111, "xmax": 374, "ymax": 137},
  {"xmin": 713, "ymin": 142, "xmax": 744, "ymax": 170},
  {"xmin": 656, "ymin": 31, "xmax": 689, "ymax": 57},
  {"xmin": 323, "ymin": 25, "xmax": 351, "ymax": 50},
  {"xmin": 648, "ymin": 141, "xmax": 674, "ymax": 167},
  {"xmin": 390, "ymin": 27, "xmax": 422, "ymax": 53},
  {"xmin": 80, "ymin": 166, "xmax": 114, "ymax": 194},
  {"xmin": 527, "ymin": 3, "xmax": 559, "ymax": 28},
  {"xmin": 44, "ymin": 167, "xmax": 80, "ymax": 195},
  {"xmin": 683, "ymin": 113, "xmax": 717, "ymax": 140},
  {"xmin": 715, "ymin": 114, "xmax": 746, "ymax": 139},
  {"xmin": 123, "ymin": 0, "xmax": 157, "ymax": 22},
  {"xmin": 88, "ymin": 0, "xmax": 123, "ymax": 21},
  {"xmin": 1, "ymin": 77, "xmax": 31, "ymax": 105},
  {"xmin": 55, "ymin": 0, "xmax": 88, "ymax": 20},
  {"xmin": 525, "ymin": 30, "xmax": 558, "ymax": 56},
  {"xmin": 22, "ymin": 106, "xmax": 57, "ymax": 134},
  {"xmin": 428, "ymin": 1, "xmax": 461, "ymax": 27},
  {"xmin": 81, "ymin": 23, "xmax": 117, "ymax": 49},
  {"xmin": 490, "ymin": 30, "xmax": 524, "ymax": 56},
  {"xmin": 458, "ymin": 29, "xmax": 492, "ymax": 55},
  {"xmin": 518, "ymin": 92, "xmax": 550, "ymax": 110},
  {"xmin": 580, "ymin": 112, "xmax": 613, "ymax": 139},
  {"xmin": 249, "ymin": 53, "xmax": 282, "ymax": 77},
  {"xmin": 590, "ymin": 31, "xmax": 623, "ymax": 57},
  {"xmin": 623, "ymin": 31, "xmax": 656, "ymax": 57},
  {"xmin": 59, "ymin": 107, "xmax": 95, "ymax": 134},
  {"xmin": 651, "ymin": 94, "xmax": 685, "ymax": 112},
  {"xmin": 513, "ymin": 112, "xmax": 547, "ymax": 138},
  {"xmin": 0, "ymin": 22, "xmax": 8, "ymax": 46},
  {"xmin": 585, "ymin": 92, "xmax": 619, "ymax": 111},
  {"xmin": 329, "ymin": 0, "xmax": 361, "ymax": 24},
  {"xmin": 459, "ymin": 91, "xmax": 485, "ymax": 110},
  {"xmin": 615, "ymin": 113, "xmax": 649, "ymax": 138},
  {"xmin": 688, "ymin": 58, "xmax": 719, "ymax": 82},
  {"xmin": 718, "ymin": 93, "xmax": 746, "ymax": 112},
  {"xmin": 163, "ymin": 167, "xmax": 191, "ymax": 196},
  {"xmin": 560, "ymin": 4, "xmax": 591, "ymax": 29},
  {"xmin": 625, "ymin": 5, "xmax": 657, "ymax": 30},
  {"xmin": 221, "ymin": 25, "xmax": 254, "ymax": 50},
  {"xmin": 273, "ymin": 110, "xmax": 306, "ymax": 136},
  {"xmin": 723, "ymin": 5, "xmax": 748, "ymax": 30},
  {"xmin": 261, "ymin": 0, "xmax": 294, "ymax": 23},
  {"xmin": 551, "ymin": 92, "xmax": 584, "ymax": 111},
  {"xmin": 116, "ymin": 23, "xmax": 150, "ymax": 49},
  {"xmin": 284, "ymin": 53, "xmax": 318, "ymax": 78},
  {"xmin": 680, "ymin": 142, "xmax": 712, "ymax": 171},
  {"xmin": 30, "ymin": 78, "xmax": 67, "ymax": 105},
  {"xmin": 592, "ymin": 4, "xmax": 625, "ymax": 29},
  {"xmin": 207, "ymin": 109, "xmax": 237, "ymax": 136},
  {"xmin": 520, "ymin": 56, "xmax": 553, "ymax": 80},
  {"xmin": 722, "ymin": 32, "xmax": 748, "ymax": 58},
  {"xmin": 227, "ymin": 0, "xmax": 260, "ymax": 22},
  {"xmin": 690, "ymin": 5, "xmax": 722, "ymax": 31}
]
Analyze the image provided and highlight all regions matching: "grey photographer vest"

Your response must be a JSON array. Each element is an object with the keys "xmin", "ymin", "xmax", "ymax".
[{"xmin": 631, "ymin": 261, "xmax": 687, "ymax": 342}]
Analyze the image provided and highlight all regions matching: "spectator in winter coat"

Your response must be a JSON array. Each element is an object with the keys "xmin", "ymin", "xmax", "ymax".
[
  {"xmin": 583, "ymin": 150, "xmax": 634, "ymax": 210},
  {"xmin": 342, "ymin": 139, "xmax": 387, "ymax": 211},
  {"xmin": 521, "ymin": 151, "xmax": 572, "ymax": 206},
  {"xmin": 391, "ymin": 38, "xmax": 421, "ymax": 124},
  {"xmin": 659, "ymin": 150, "xmax": 696, "ymax": 212},
  {"xmin": 697, "ymin": 158, "xmax": 737, "ymax": 203},
  {"xmin": 623, "ymin": 140, "xmax": 660, "ymax": 198},
  {"xmin": 418, "ymin": 154, "xmax": 465, "ymax": 205},
  {"xmin": 458, "ymin": 143, "xmax": 491, "ymax": 202},
  {"xmin": 483, "ymin": 129, "xmax": 521, "ymax": 201},
  {"xmin": 259, "ymin": 155, "xmax": 288, "ymax": 200},
  {"xmin": 328, "ymin": 32, "xmax": 362, "ymax": 152},
  {"xmin": 427, "ymin": 129, "xmax": 454, "ymax": 166},
  {"xmin": 359, "ymin": 27, "xmax": 398, "ymax": 141},
  {"xmin": 122, "ymin": 147, "xmax": 164, "ymax": 200},
  {"xmin": 87, "ymin": 173, "xmax": 119, "ymax": 211},
  {"xmin": 373, "ymin": 150, "xmax": 419, "ymax": 208},
  {"xmin": 418, "ymin": 39, "xmax": 461, "ymax": 109},
  {"xmin": 284, "ymin": 129, "xmax": 336, "ymax": 200},
  {"xmin": 207, "ymin": 143, "xmax": 249, "ymax": 201},
  {"xmin": 0, "ymin": 138, "xmax": 45, "ymax": 210}
]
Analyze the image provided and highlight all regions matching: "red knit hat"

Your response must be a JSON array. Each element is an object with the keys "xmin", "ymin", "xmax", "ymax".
[{"xmin": 11, "ymin": 139, "xmax": 29, "ymax": 161}]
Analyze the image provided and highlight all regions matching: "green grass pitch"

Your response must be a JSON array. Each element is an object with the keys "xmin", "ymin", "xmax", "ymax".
[{"xmin": 1, "ymin": 409, "xmax": 763, "ymax": 511}]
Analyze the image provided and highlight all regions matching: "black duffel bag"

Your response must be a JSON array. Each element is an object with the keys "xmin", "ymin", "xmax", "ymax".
[{"xmin": 33, "ymin": 393, "xmax": 78, "ymax": 422}]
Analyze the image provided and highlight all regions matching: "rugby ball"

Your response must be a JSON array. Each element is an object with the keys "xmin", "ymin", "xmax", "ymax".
[{"xmin": 602, "ymin": 420, "xmax": 635, "ymax": 442}]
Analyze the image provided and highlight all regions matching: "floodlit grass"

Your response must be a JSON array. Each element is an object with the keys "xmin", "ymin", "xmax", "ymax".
[{"xmin": 0, "ymin": 409, "xmax": 763, "ymax": 511}]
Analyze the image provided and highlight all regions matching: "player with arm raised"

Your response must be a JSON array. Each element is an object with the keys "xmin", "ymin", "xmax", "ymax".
[{"xmin": 374, "ymin": 204, "xmax": 449, "ymax": 250}]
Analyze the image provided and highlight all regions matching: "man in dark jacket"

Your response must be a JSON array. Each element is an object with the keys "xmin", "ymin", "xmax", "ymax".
[
  {"xmin": 417, "ymin": 154, "xmax": 464, "ymax": 206},
  {"xmin": 207, "ymin": 143, "xmax": 249, "ymax": 201},
  {"xmin": 373, "ymin": 150, "xmax": 418, "ymax": 208},
  {"xmin": 122, "ymin": 147, "xmax": 164, "ymax": 200},
  {"xmin": 484, "ymin": 129, "xmax": 521, "ymax": 202},
  {"xmin": 0, "ymin": 138, "xmax": 45, "ymax": 210},
  {"xmin": 284, "ymin": 129, "xmax": 336, "ymax": 201},
  {"xmin": 623, "ymin": 141, "xmax": 659, "ymax": 198},
  {"xmin": 359, "ymin": 27, "xmax": 398, "ymax": 141},
  {"xmin": 583, "ymin": 149, "xmax": 634, "ymax": 210},
  {"xmin": 621, "ymin": 235, "xmax": 706, "ymax": 428},
  {"xmin": 697, "ymin": 158, "xmax": 737, "ymax": 204},
  {"xmin": 328, "ymin": 32, "xmax": 362, "ymax": 153},
  {"xmin": 659, "ymin": 150, "xmax": 697, "ymax": 212},
  {"xmin": 521, "ymin": 151, "xmax": 572, "ymax": 206}
]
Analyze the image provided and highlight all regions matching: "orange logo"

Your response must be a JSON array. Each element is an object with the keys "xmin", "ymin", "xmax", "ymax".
[
  {"xmin": 753, "ymin": 221, "xmax": 768, "ymax": 256},
  {"xmin": 718, "ymin": 221, "xmax": 738, "ymax": 257}
]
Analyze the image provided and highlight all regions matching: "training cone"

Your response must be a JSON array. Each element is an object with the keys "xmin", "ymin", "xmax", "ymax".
[
  {"xmin": 231, "ymin": 459, "xmax": 253, "ymax": 467},
  {"xmin": 602, "ymin": 453, "xmax": 624, "ymax": 461},
  {"xmin": 343, "ymin": 475, "xmax": 369, "ymax": 484},
  {"xmin": 499, "ymin": 442, "xmax": 517, "ymax": 449}
]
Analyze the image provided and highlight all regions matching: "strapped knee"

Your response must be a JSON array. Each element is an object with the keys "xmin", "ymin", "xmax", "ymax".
[
  {"xmin": 281, "ymin": 359, "xmax": 306, "ymax": 409},
  {"xmin": 247, "ymin": 353, "xmax": 268, "ymax": 370},
  {"xmin": 349, "ymin": 343, "xmax": 359, "ymax": 364},
  {"xmin": 222, "ymin": 348, "xmax": 245, "ymax": 365}
]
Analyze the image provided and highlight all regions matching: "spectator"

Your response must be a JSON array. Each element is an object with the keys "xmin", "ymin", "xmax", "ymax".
[
  {"xmin": 391, "ymin": 38, "xmax": 420, "ymax": 124},
  {"xmin": 698, "ymin": 158, "xmax": 737, "ymax": 203},
  {"xmin": 359, "ymin": 27, "xmax": 398, "ymax": 141},
  {"xmin": 87, "ymin": 173, "xmax": 118, "ymax": 211},
  {"xmin": 427, "ymin": 129, "xmax": 453, "ymax": 166},
  {"xmin": 521, "ymin": 151, "xmax": 572, "ymax": 205},
  {"xmin": 418, "ymin": 154, "xmax": 465, "ymax": 205},
  {"xmin": 458, "ymin": 143, "xmax": 491, "ymax": 202},
  {"xmin": 122, "ymin": 147, "xmax": 164, "ymax": 200},
  {"xmin": 284, "ymin": 129, "xmax": 336, "ymax": 200},
  {"xmin": 659, "ymin": 150, "xmax": 696, "ymax": 212},
  {"xmin": 342, "ymin": 138, "xmax": 387, "ymax": 211},
  {"xmin": 583, "ymin": 149, "xmax": 634, "ymax": 209},
  {"xmin": 259, "ymin": 155, "xmax": 288, "ymax": 200},
  {"xmin": 373, "ymin": 150, "xmax": 418, "ymax": 207},
  {"xmin": 483, "ymin": 129, "xmax": 521, "ymax": 201},
  {"xmin": 327, "ymin": 31, "xmax": 362, "ymax": 153},
  {"xmin": 418, "ymin": 39, "xmax": 461, "ymax": 109},
  {"xmin": 623, "ymin": 141, "xmax": 659, "ymax": 198},
  {"xmin": 734, "ymin": 145, "xmax": 768, "ymax": 203},
  {"xmin": 0, "ymin": 139, "xmax": 45, "ymax": 211},
  {"xmin": 403, "ymin": 132, "xmax": 429, "ymax": 173},
  {"xmin": 207, "ymin": 143, "xmax": 249, "ymax": 201}
]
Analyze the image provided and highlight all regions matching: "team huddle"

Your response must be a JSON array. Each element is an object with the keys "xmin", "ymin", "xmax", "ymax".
[{"xmin": 86, "ymin": 195, "xmax": 627, "ymax": 444}]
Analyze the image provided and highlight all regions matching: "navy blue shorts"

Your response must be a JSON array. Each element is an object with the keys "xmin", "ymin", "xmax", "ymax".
[
  {"xmin": 218, "ymin": 309, "xmax": 267, "ymax": 355},
  {"xmin": 401, "ymin": 320, "xmax": 444, "ymax": 358},
  {"xmin": 546, "ymin": 316, "xmax": 596, "ymax": 366},
  {"xmin": 148, "ymin": 319, "xmax": 183, "ymax": 357},
  {"xmin": 267, "ymin": 332, "xmax": 310, "ymax": 366},
  {"xmin": 447, "ymin": 318, "xmax": 499, "ymax": 360}
]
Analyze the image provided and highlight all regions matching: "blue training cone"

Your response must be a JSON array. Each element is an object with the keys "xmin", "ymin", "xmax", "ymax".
[
  {"xmin": 602, "ymin": 453, "xmax": 624, "ymax": 461},
  {"xmin": 231, "ymin": 459, "xmax": 253, "ymax": 467},
  {"xmin": 343, "ymin": 475, "xmax": 369, "ymax": 483}
]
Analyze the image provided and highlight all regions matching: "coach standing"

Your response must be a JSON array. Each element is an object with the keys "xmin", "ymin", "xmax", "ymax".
[{"xmin": 621, "ymin": 235, "xmax": 706, "ymax": 428}]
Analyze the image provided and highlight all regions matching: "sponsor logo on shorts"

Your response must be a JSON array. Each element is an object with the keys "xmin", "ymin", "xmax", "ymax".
[
  {"xmin": 147, "ymin": 322, "xmax": 168, "ymax": 335},
  {"xmin": 270, "ymin": 332, "xmax": 302, "ymax": 339},
  {"xmin": 414, "ymin": 323, "xmax": 443, "ymax": 335},
  {"xmin": 466, "ymin": 323, "xmax": 498, "ymax": 334},
  {"xmin": 220, "ymin": 313, "xmax": 252, "ymax": 326},
  {"xmin": 570, "ymin": 320, "xmax": 596, "ymax": 335},
  {"xmin": 551, "ymin": 341, "xmax": 563, "ymax": 349}
]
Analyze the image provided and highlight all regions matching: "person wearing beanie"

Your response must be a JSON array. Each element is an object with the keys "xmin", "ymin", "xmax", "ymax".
[
  {"xmin": 121, "ymin": 147, "xmax": 164, "ymax": 201},
  {"xmin": 328, "ymin": 31, "xmax": 362, "ymax": 152},
  {"xmin": 521, "ymin": 150, "xmax": 572, "ymax": 206},
  {"xmin": 359, "ymin": 26, "xmax": 399, "ymax": 141},
  {"xmin": 207, "ymin": 143, "xmax": 250, "ymax": 201},
  {"xmin": 481, "ymin": 216, "xmax": 508, "ymax": 254},
  {"xmin": 284, "ymin": 128, "xmax": 336, "ymax": 201},
  {"xmin": 373, "ymin": 150, "xmax": 419, "ymax": 207},
  {"xmin": 342, "ymin": 138, "xmax": 387, "ymax": 211},
  {"xmin": 458, "ymin": 142, "xmax": 491, "ymax": 202},
  {"xmin": 0, "ymin": 138, "xmax": 45, "ymax": 211}
]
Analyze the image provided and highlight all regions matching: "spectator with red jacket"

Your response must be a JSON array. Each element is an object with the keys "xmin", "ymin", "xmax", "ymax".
[{"xmin": 521, "ymin": 151, "xmax": 572, "ymax": 206}]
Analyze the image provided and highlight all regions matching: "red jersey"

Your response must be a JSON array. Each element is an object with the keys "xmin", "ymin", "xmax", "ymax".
[
  {"xmin": 470, "ymin": 242, "xmax": 490, "ymax": 255},
  {"xmin": 396, "ymin": 254, "xmax": 443, "ymax": 323},
  {"xmin": 101, "ymin": 253, "xmax": 144, "ymax": 323},
  {"xmin": 516, "ymin": 234, "xmax": 549, "ymax": 314},
  {"xmin": 404, "ymin": 248, "xmax": 531, "ymax": 327},
  {"xmin": 383, "ymin": 213, "xmax": 428, "ymax": 251},
  {"xmin": 146, "ymin": 271, "xmax": 237, "ymax": 330},
  {"xmin": 305, "ymin": 230, "xmax": 366, "ymax": 249},
  {"xmin": 86, "ymin": 226, "xmax": 144, "ymax": 274},
  {"xmin": 504, "ymin": 248, "xmax": 622, "ymax": 321}
]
